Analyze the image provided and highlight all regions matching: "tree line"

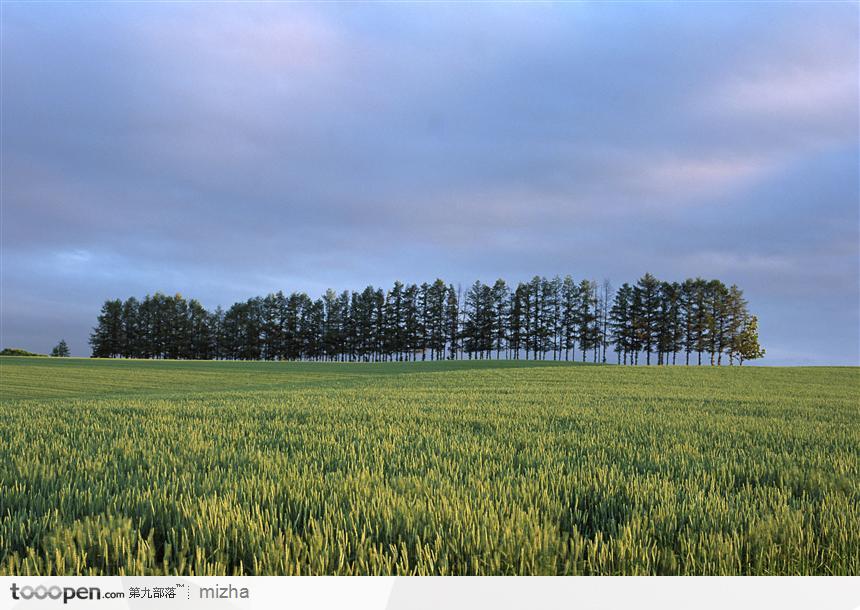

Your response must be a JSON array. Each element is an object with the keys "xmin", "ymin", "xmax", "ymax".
[{"xmin": 90, "ymin": 274, "xmax": 764, "ymax": 365}]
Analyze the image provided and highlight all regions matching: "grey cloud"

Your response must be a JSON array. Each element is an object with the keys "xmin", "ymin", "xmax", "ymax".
[{"xmin": 1, "ymin": 2, "xmax": 857, "ymax": 362}]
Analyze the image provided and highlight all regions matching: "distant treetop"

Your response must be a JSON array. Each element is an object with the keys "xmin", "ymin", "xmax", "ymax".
[
  {"xmin": 51, "ymin": 340, "xmax": 71, "ymax": 357},
  {"xmin": 90, "ymin": 274, "xmax": 763, "ymax": 366},
  {"xmin": 0, "ymin": 348, "xmax": 47, "ymax": 357}
]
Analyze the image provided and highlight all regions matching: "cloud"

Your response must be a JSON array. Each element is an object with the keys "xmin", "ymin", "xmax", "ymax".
[{"xmin": 1, "ymin": 2, "xmax": 857, "ymax": 363}]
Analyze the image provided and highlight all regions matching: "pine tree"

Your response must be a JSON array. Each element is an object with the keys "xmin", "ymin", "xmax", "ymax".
[
  {"xmin": 634, "ymin": 273, "xmax": 661, "ymax": 365},
  {"xmin": 90, "ymin": 299, "xmax": 123, "ymax": 358},
  {"xmin": 463, "ymin": 281, "xmax": 484, "ymax": 359},
  {"xmin": 88, "ymin": 275, "xmax": 759, "ymax": 365},
  {"xmin": 209, "ymin": 306, "xmax": 225, "ymax": 359},
  {"xmin": 384, "ymin": 281, "xmax": 405, "ymax": 360},
  {"xmin": 427, "ymin": 279, "xmax": 448, "ymax": 361},
  {"xmin": 261, "ymin": 294, "xmax": 280, "ymax": 361},
  {"xmin": 690, "ymin": 278, "xmax": 709, "ymax": 366},
  {"xmin": 51, "ymin": 339, "xmax": 70, "ymax": 357},
  {"xmin": 403, "ymin": 284, "xmax": 421, "ymax": 361},
  {"xmin": 510, "ymin": 283, "xmax": 527, "ymax": 360},
  {"xmin": 679, "ymin": 279, "xmax": 696, "ymax": 365},
  {"xmin": 576, "ymin": 279, "xmax": 598, "ymax": 362},
  {"xmin": 723, "ymin": 285, "xmax": 748, "ymax": 365},
  {"xmin": 599, "ymin": 279, "xmax": 612, "ymax": 364},
  {"xmin": 545, "ymin": 276, "xmax": 562, "ymax": 360},
  {"xmin": 610, "ymin": 283, "xmax": 634, "ymax": 364},
  {"xmin": 322, "ymin": 289, "xmax": 343, "ymax": 361},
  {"xmin": 560, "ymin": 276, "xmax": 578, "ymax": 361},
  {"xmin": 706, "ymin": 280, "xmax": 729, "ymax": 366},
  {"xmin": 491, "ymin": 279, "xmax": 510, "ymax": 359},
  {"xmin": 657, "ymin": 282, "xmax": 682, "ymax": 365},
  {"xmin": 527, "ymin": 276, "xmax": 544, "ymax": 360},
  {"xmin": 188, "ymin": 299, "xmax": 210, "ymax": 360},
  {"xmin": 445, "ymin": 284, "xmax": 460, "ymax": 360}
]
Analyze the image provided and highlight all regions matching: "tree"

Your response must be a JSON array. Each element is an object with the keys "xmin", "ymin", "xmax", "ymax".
[
  {"xmin": 576, "ymin": 279, "xmax": 599, "ymax": 362},
  {"xmin": 705, "ymin": 280, "xmax": 729, "ymax": 366},
  {"xmin": 384, "ymin": 281, "xmax": 406, "ymax": 360},
  {"xmin": 90, "ymin": 299, "xmax": 123, "ymax": 358},
  {"xmin": 510, "ymin": 283, "xmax": 527, "ymax": 360},
  {"xmin": 403, "ymin": 284, "xmax": 422, "ymax": 361},
  {"xmin": 679, "ymin": 279, "xmax": 697, "ymax": 365},
  {"xmin": 599, "ymin": 279, "xmax": 612, "ymax": 364},
  {"xmin": 261, "ymin": 294, "xmax": 280, "ymax": 361},
  {"xmin": 445, "ymin": 284, "xmax": 460, "ymax": 360},
  {"xmin": 209, "ymin": 306, "xmax": 225, "ymax": 359},
  {"xmin": 545, "ymin": 276, "xmax": 562, "ymax": 360},
  {"xmin": 51, "ymin": 340, "xmax": 70, "ymax": 357},
  {"xmin": 89, "ymin": 274, "xmax": 760, "ymax": 365},
  {"xmin": 688, "ymin": 278, "xmax": 709, "ymax": 366},
  {"xmin": 560, "ymin": 276, "xmax": 578, "ymax": 361},
  {"xmin": 491, "ymin": 279, "xmax": 510, "ymax": 359},
  {"xmin": 188, "ymin": 299, "xmax": 211, "ymax": 360},
  {"xmin": 426, "ymin": 279, "xmax": 448, "ymax": 361},
  {"xmin": 120, "ymin": 297, "xmax": 140, "ymax": 358},
  {"xmin": 610, "ymin": 283, "xmax": 634, "ymax": 364},
  {"xmin": 463, "ymin": 281, "xmax": 488, "ymax": 359},
  {"xmin": 657, "ymin": 282, "xmax": 683, "ymax": 365},
  {"xmin": 323, "ymin": 289, "xmax": 344, "ymax": 361},
  {"xmin": 526, "ymin": 276, "xmax": 545, "ymax": 360},
  {"xmin": 723, "ymin": 285, "xmax": 748, "ymax": 365},
  {"xmin": 733, "ymin": 315, "xmax": 765, "ymax": 365},
  {"xmin": 634, "ymin": 274, "xmax": 661, "ymax": 365}
]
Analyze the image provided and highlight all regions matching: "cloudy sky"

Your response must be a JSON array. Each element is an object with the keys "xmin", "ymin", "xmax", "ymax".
[{"xmin": 1, "ymin": 2, "xmax": 857, "ymax": 364}]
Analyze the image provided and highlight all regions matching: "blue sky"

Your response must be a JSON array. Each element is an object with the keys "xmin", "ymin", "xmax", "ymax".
[{"xmin": 1, "ymin": 2, "xmax": 858, "ymax": 364}]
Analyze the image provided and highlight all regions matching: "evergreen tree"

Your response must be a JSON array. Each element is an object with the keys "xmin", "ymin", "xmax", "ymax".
[
  {"xmin": 576, "ymin": 279, "xmax": 599, "ymax": 362},
  {"xmin": 509, "ymin": 283, "xmax": 527, "ymax": 360},
  {"xmin": 706, "ymin": 280, "xmax": 729, "ymax": 366},
  {"xmin": 188, "ymin": 299, "xmax": 211, "ymax": 360},
  {"xmin": 89, "ymin": 274, "xmax": 759, "ymax": 365},
  {"xmin": 426, "ymin": 279, "xmax": 448, "ymax": 361},
  {"xmin": 384, "ymin": 281, "xmax": 406, "ymax": 360},
  {"xmin": 679, "ymin": 279, "xmax": 697, "ymax": 366},
  {"xmin": 323, "ymin": 289, "xmax": 344, "ymax": 361},
  {"xmin": 51, "ymin": 339, "xmax": 70, "ymax": 357},
  {"xmin": 599, "ymin": 279, "xmax": 612, "ymax": 364},
  {"xmin": 560, "ymin": 276, "xmax": 578, "ymax": 361},
  {"xmin": 445, "ymin": 284, "xmax": 460, "ymax": 360},
  {"xmin": 209, "ymin": 306, "xmax": 225, "ymax": 359},
  {"xmin": 691, "ymin": 279, "xmax": 709, "ymax": 365},
  {"xmin": 634, "ymin": 273, "xmax": 661, "ymax": 365},
  {"xmin": 527, "ymin": 276, "xmax": 543, "ymax": 360},
  {"xmin": 723, "ymin": 285, "xmax": 748, "ymax": 365},
  {"xmin": 610, "ymin": 283, "xmax": 634, "ymax": 364},
  {"xmin": 90, "ymin": 299, "xmax": 123, "ymax": 358},
  {"xmin": 657, "ymin": 282, "xmax": 683, "ymax": 365},
  {"xmin": 120, "ymin": 297, "xmax": 140, "ymax": 358},
  {"xmin": 545, "ymin": 276, "xmax": 562, "ymax": 360},
  {"xmin": 463, "ymin": 281, "xmax": 484, "ymax": 359},
  {"xmin": 403, "ymin": 284, "xmax": 421, "ymax": 361},
  {"xmin": 491, "ymin": 279, "xmax": 510, "ymax": 359}
]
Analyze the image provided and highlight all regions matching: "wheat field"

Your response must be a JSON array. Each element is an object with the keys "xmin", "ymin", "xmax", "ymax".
[{"xmin": 1, "ymin": 357, "xmax": 857, "ymax": 575}]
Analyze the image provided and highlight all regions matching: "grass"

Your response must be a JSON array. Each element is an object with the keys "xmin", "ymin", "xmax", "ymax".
[{"xmin": 0, "ymin": 356, "xmax": 857, "ymax": 575}]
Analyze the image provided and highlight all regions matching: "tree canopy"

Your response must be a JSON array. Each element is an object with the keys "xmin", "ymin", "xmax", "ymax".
[
  {"xmin": 90, "ymin": 275, "xmax": 762, "ymax": 365},
  {"xmin": 51, "ymin": 340, "xmax": 70, "ymax": 357}
]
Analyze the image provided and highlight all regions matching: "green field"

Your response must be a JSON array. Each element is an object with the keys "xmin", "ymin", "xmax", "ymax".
[{"xmin": 1, "ymin": 356, "xmax": 857, "ymax": 575}]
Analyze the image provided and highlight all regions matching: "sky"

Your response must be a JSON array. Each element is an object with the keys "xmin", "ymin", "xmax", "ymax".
[{"xmin": 1, "ymin": 2, "xmax": 858, "ymax": 364}]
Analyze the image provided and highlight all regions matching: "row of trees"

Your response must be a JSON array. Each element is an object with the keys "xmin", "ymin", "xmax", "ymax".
[{"xmin": 90, "ymin": 274, "xmax": 764, "ymax": 365}]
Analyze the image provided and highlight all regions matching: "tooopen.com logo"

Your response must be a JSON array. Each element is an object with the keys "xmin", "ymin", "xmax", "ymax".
[{"xmin": 10, "ymin": 583, "xmax": 124, "ymax": 604}]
